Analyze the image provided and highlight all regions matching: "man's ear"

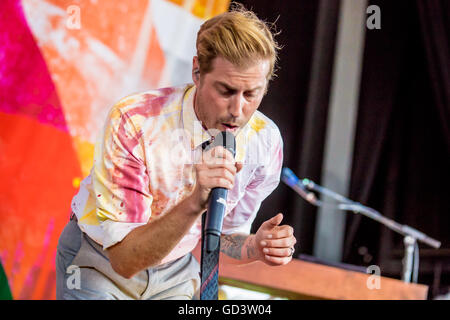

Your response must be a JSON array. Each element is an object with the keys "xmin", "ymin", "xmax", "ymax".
[{"xmin": 192, "ymin": 56, "xmax": 200, "ymax": 85}]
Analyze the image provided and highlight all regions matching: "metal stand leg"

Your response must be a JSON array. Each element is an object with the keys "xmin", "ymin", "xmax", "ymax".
[{"xmin": 402, "ymin": 236, "xmax": 416, "ymax": 283}]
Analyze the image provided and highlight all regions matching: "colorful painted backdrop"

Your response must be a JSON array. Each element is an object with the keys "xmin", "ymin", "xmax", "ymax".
[{"xmin": 0, "ymin": 0, "xmax": 229, "ymax": 299}]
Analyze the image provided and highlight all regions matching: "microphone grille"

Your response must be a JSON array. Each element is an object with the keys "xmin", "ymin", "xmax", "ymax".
[{"xmin": 204, "ymin": 131, "xmax": 236, "ymax": 158}]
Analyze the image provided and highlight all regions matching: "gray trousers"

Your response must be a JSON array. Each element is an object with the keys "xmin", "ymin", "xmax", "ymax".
[{"xmin": 55, "ymin": 218, "xmax": 200, "ymax": 300}]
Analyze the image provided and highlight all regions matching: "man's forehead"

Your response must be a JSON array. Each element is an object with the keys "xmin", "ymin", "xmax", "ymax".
[{"xmin": 206, "ymin": 57, "xmax": 270, "ymax": 86}]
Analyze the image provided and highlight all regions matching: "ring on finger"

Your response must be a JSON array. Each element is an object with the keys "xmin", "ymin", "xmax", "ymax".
[{"xmin": 288, "ymin": 247, "xmax": 295, "ymax": 257}]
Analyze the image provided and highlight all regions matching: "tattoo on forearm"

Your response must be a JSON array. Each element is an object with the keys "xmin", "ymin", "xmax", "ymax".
[
  {"xmin": 246, "ymin": 236, "xmax": 256, "ymax": 259},
  {"xmin": 220, "ymin": 234, "xmax": 247, "ymax": 260}
]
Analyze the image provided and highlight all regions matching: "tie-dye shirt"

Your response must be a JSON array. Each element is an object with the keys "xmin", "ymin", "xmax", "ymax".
[{"xmin": 71, "ymin": 84, "xmax": 283, "ymax": 264}]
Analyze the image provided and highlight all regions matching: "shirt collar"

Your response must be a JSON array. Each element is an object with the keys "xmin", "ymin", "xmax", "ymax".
[{"xmin": 182, "ymin": 85, "xmax": 211, "ymax": 150}]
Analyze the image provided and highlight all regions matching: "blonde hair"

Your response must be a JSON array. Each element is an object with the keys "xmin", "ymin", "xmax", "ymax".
[{"xmin": 196, "ymin": 3, "xmax": 280, "ymax": 80}]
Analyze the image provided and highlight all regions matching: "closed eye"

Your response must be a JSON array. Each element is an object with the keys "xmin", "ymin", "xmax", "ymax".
[
  {"xmin": 215, "ymin": 82, "xmax": 262, "ymax": 99},
  {"xmin": 244, "ymin": 91, "xmax": 257, "ymax": 99},
  {"xmin": 219, "ymin": 88, "xmax": 236, "ymax": 97}
]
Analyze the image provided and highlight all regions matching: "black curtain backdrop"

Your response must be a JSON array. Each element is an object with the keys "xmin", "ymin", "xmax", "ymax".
[
  {"xmin": 344, "ymin": 0, "xmax": 450, "ymax": 297},
  {"xmin": 237, "ymin": 0, "xmax": 449, "ymax": 297}
]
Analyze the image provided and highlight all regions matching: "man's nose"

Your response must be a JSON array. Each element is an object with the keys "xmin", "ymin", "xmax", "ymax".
[{"xmin": 229, "ymin": 94, "xmax": 245, "ymax": 118}]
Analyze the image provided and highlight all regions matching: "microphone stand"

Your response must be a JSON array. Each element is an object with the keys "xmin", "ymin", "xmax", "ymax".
[{"xmin": 295, "ymin": 178, "xmax": 441, "ymax": 283}]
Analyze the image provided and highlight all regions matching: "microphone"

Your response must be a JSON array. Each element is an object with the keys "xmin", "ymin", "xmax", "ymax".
[
  {"xmin": 203, "ymin": 131, "xmax": 236, "ymax": 253},
  {"xmin": 281, "ymin": 167, "xmax": 317, "ymax": 204}
]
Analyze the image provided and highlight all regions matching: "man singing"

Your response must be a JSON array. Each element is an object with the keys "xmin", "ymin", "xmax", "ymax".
[{"xmin": 56, "ymin": 4, "xmax": 297, "ymax": 300}]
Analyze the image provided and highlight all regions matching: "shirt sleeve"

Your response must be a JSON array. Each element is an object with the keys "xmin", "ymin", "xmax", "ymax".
[
  {"xmin": 92, "ymin": 105, "xmax": 153, "ymax": 249},
  {"xmin": 222, "ymin": 127, "xmax": 284, "ymax": 235}
]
